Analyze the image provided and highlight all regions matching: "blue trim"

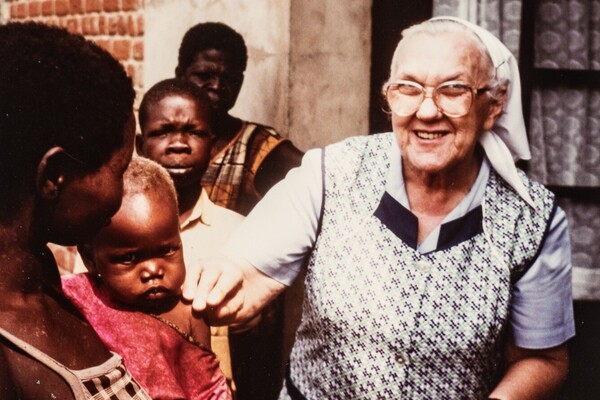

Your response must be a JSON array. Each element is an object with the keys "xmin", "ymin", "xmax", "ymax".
[
  {"xmin": 374, "ymin": 192, "xmax": 484, "ymax": 251},
  {"xmin": 437, "ymin": 206, "xmax": 484, "ymax": 251},
  {"xmin": 373, "ymin": 191, "xmax": 418, "ymax": 249}
]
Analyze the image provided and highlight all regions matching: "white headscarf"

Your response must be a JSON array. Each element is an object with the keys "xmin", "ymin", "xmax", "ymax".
[{"xmin": 430, "ymin": 16, "xmax": 535, "ymax": 207}]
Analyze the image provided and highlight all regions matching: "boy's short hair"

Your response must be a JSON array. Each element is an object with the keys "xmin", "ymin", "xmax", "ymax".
[
  {"xmin": 176, "ymin": 22, "xmax": 247, "ymax": 74},
  {"xmin": 0, "ymin": 22, "xmax": 135, "ymax": 188},
  {"xmin": 138, "ymin": 78, "xmax": 212, "ymax": 130},
  {"xmin": 124, "ymin": 157, "xmax": 178, "ymax": 209}
]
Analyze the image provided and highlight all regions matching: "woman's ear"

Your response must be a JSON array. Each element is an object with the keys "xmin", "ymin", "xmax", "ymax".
[
  {"xmin": 483, "ymin": 85, "xmax": 508, "ymax": 131},
  {"xmin": 36, "ymin": 147, "xmax": 68, "ymax": 201}
]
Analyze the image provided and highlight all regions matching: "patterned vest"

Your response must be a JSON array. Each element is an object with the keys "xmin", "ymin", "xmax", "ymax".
[{"xmin": 286, "ymin": 133, "xmax": 555, "ymax": 399}]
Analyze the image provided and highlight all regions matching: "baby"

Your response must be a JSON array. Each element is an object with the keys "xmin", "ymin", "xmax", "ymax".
[{"xmin": 62, "ymin": 157, "xmax": 231, "ymax": 400}]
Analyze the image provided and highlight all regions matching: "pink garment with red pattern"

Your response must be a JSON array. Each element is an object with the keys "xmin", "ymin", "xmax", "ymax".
[{"xmin": 62, "ymin": 273, "xmax": 231, "ymax": 400}]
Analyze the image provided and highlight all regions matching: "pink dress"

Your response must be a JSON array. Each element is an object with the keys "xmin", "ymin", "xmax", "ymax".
[{"xmin": 62, "ymin": 273, "xmax": 231, "ymax": 400}]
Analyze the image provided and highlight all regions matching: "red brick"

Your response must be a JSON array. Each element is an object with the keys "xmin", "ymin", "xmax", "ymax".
[
  {"xmin": 55, "ymin": 0, "xmax": 69, "ymax": 16},
  {"xmin": 122, "ymin": 0, "xmax": 138, "ymax": 11},
  {"xmin": 98, "ymin": 15, "xmax": 106, "ymax": 34},
  {"xmin": 137, "ymin": 15, "xmax": 144, "ymax": 35},
  {"xmin": 94, "ymin": 39, "xmax": 112, "ymax": 53},
  {"xmin": 82, "ymin": 15, "xmax": 98, "ymax": 35},
  {"xmin": 103, "ymin": 0, "xmax": 120, "ymax": 12},
  {"xmin": 126, "ymin": 15, "xmax": 136, "ymax": 35},
  {"xmin": 112, "ymin": 39, "xmax": 131, "ymax": 61},
  {"xmin": 29, "ymin": 1, "xmax": 42, "ymax": 17},
  {"xmin": 41, "ymin": 0, "xmax": 53, "ymax": 15},
  {"xmin": 117, "ymin": 15, "xmax": 128, "ymax": 35},
  {"xmin": 132, "ymin": 39, "xmax": 143, "ymax": 60},
  {"xmin": 66, "ymin": 17, "xmax": 80, "ymax": 33},
  {"xmin": 85, "ymin": 0, "xmax": 101, "ymax": 13},
  {"xmin": 11, "ymin": 3, "xmax": 27, "ymax": 19},
  {"xmin": 58, "ymin": 17, "xmax": 68, "ymax": 28},
  {"xmin": 69, "ymin": 0, "xmax": 83, "ymax": 14},
  {"xmin": 107, "ymin": 15, "xmax": 119, "ymax": 35}
]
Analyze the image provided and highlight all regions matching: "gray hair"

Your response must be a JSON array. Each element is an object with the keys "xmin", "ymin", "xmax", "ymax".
[{"xmin": 388, "ymin": 19, "xmax": 506, "ymax": 102}]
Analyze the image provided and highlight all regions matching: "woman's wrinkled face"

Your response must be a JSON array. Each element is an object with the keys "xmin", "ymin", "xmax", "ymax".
[{"xmin": 389, "ymin": 32, "xmax": 501, "ymax": 177}]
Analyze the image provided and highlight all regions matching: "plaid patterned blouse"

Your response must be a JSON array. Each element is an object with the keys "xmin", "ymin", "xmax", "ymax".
[{"xmin": 202, "ymin": 121, "xmax": 285, "ymax": 215}]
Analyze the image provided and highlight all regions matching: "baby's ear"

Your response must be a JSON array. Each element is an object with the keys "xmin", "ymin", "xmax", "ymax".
[{"xmin": 77, "ymin": 244, "xmax": 97, "ymax": 273}]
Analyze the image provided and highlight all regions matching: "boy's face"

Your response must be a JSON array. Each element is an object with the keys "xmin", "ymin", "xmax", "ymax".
[
  {"xmin": 83, "ymin": 191, "xmax": 186, "ymax": 313},
  {"xmin": 138, "ymin": 95, "xmax": 213, "ymax": 190}
]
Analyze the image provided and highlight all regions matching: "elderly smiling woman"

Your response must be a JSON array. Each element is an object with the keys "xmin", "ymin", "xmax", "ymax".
[{"xmin": 184, "ymin": 17, "xmax": 574, "ymax": 400}]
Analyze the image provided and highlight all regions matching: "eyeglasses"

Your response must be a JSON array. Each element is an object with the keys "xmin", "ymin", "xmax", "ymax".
[{"xmin": 384, "ymin": 80, "xmax": 491, "ymax": 118}]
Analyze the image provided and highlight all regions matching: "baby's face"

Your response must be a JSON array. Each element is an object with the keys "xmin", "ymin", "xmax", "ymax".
[
  {"xmin": 88, "ymin": 191, "xmax": 186, "ymax": 313},
  {"xmin": 139, "ymin": 95, "xmax": 213, "ymax": 190}
]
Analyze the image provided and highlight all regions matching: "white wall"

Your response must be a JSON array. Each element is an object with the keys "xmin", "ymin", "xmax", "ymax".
[{"xmin": 144, "ymin": 0, "xmax": 372, "ymax": 151}]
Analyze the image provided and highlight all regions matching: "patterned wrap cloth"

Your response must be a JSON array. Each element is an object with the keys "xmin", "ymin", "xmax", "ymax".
[
  {"xmin": 283, "ymin": 133, "xmax": 555, "ymax": 399},
  {"xmin": 202, "ymin": 121, "xmax": 286, "ymax": 216}
]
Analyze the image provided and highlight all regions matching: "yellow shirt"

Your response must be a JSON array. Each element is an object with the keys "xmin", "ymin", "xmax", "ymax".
[{"xmin": 179, "ymin": 188, "xmax": 244, "ymax": 392}]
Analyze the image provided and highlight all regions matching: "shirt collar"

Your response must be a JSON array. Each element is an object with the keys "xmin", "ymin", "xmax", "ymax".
[
  {"xmin": 180, "ymin": 188, "xmax": 213, "ymax": 230},
  {"xmin": 385, "ymin": 134, "xmax": 490, "ymax": 252}
]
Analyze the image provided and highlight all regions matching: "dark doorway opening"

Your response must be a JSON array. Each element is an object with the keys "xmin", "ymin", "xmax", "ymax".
[{"xmin": 369, "ymin": 0, "xmax": 433, "ymax": 134}]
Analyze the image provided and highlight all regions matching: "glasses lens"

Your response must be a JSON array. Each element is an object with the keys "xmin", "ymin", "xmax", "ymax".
[
  {"xmin": 386, "ymin": 82, "xmax": 423, "ymax": 116},
  {"xmin": 435, "ymin": 83, "xmax": 473, "ymax": 117}
]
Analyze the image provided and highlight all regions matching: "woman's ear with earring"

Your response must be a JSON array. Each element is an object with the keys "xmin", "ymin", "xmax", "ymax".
[{"xmin": 36, "ymin": 147, "xmax": 67, "ymax": 201}]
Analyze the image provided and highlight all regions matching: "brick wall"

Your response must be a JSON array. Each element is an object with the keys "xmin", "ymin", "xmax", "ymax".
[{"xmin": 5, "ymin": 0, "xmax": 145, "ymax": 106}]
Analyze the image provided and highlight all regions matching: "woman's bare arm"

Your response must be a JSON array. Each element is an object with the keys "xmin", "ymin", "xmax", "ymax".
[{"xmin": 488, "ymin": 341, "xmax": 569, "ymax": 400}]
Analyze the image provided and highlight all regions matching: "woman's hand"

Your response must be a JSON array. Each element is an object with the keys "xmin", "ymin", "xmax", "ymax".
[{"xmin": 182, "ymin": 254, "xmax": 285, "ymax": 326}]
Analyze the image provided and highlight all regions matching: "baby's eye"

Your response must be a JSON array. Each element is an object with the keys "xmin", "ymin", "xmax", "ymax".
[
  {"xmin": 111, "ymin": 253, "xmax": 138, "ymax": 265},
  {"xmin": 160, "ymin": 245, "xmax": 180, "ymax": 257}
]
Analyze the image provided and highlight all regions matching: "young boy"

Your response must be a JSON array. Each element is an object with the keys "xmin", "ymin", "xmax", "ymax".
[
  {"xmin": 136, "ymin": 78, "xmax": 248, "ymax": 394},
  {"xmin": 62, "ymin": 157, "xmax": 231, "ymax": 400}
]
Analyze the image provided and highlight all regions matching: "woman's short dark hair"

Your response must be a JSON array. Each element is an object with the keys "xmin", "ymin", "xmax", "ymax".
[
  {"xmin": 0, "ymin": 22, "xmax": 135, "ymax": 188},
  {"xmin": 139, "ymin": 78, "xmax": 212, "ymax": 130},
  {"xmin": 176, "ymin": 22, "xmax": 248, "ymax": 74}
]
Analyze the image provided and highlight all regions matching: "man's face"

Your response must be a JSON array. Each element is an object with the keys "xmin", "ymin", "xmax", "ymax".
[{"xmin": 178, "ymin": 48, "xmax": 244, "ymax": 118}]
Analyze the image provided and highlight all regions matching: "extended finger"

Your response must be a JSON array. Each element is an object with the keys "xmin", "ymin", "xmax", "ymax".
[
  {"xmin": 182, "ymin": 259, "xmax": 203, "ymax": 301},
  {"xmin": 191, "ymin": 264, "xmax": 221, "ymax": 312}
]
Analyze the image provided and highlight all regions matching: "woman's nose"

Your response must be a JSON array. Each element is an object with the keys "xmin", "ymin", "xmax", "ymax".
[{"xmin": 416, "ymin": 96, "xmax": 443, "ymax": 120}]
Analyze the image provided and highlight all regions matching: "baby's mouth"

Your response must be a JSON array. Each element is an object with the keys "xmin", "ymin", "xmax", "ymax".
[{"xmin": 144, "ymin": 286, "xmax": 168, "ymax": 299}]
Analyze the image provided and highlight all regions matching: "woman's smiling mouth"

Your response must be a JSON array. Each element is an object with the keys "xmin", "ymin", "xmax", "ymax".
[{"xmin": 415, "ymin": 131, "xmax": 446, "ymax": 140}]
